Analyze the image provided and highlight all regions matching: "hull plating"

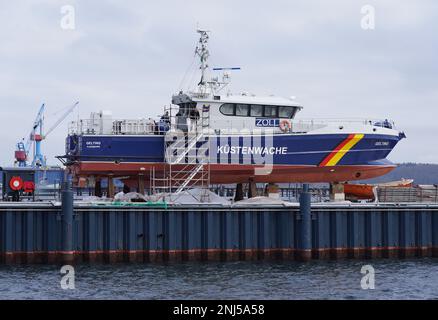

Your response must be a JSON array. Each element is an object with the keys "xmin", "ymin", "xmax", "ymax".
[
  {"xmin": 72, "ymin": 163, "xmax": 396, "ymax": 185},
  {"xmin": 66, "ymin": 132, "xmax": 401, "ymax": 183},
  {"xmin": 67, "ymin": 133, "xmax": 399, "ymax": 165},
  {"xmin": 67, "ymin": 134, "xmax": 399, "ymax": 184}
]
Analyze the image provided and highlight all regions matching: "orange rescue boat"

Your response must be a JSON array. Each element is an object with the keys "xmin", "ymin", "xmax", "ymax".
[{"xmin": 344, "ymin": 179, "xmax": 414, "ymax": 200}]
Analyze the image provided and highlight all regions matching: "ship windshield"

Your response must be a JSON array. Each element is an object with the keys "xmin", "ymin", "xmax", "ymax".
[
  {"xmin": 264, "ymin": 106, "xmax": 278, "ymax": 117},
  {"xmin": 219, "ymin": 103, "xmax": 300, "ymax": 118},
  {"xmin": 279, "ymin": 106, "xmax": 299, "ymax": 118},
  {"xmin": 220, "ymin": 104, "xmax": 234, "ymax": 115},
  {"xmin": 236, "ymin": 104, "xmax": 249, "ymax": 116},
  {"xmin": 250, "ymin": 105, "xmax": 263, "ymax": 116}
]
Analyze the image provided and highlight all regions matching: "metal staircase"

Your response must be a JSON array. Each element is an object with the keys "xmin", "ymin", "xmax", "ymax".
[{"xmin": 152, "ymin": 105, "xmax": 211, "ymax": 202}]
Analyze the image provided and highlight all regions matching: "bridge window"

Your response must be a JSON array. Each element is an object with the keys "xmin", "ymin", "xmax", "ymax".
[
  {"xmin": 279, "ymin": 106, "xmax": 298, "ymax": 118},
  {"xmin": 220, "ymin": 103, "xmax": 299, "ymax": 118},
  {"xmin": 250, "ymin": 104, "xmax": 263, "ymax": 116},
  {"xmin": 219, "ymin": 103, "xmax": 234, "ymax": 116},
  {"xmin": 264, "ymin": 105, "xmax": 278, "ymax": 117},
  {"xmin": 236, "ymin": 104, "xmax": 249, "ymax": 116}
]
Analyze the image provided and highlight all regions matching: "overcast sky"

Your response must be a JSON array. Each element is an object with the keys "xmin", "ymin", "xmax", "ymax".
[{"xmin": 0, "ymin": 0, "xmax": 437, "ymax": 166}]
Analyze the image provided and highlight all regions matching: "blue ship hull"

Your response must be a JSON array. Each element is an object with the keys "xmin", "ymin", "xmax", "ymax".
[
  {"xmin": 67, "ymin": 133, "xmax": 399, "ymax": 165},
  {"xmin": 65, "ymin": 132, "xmax": 401, "ymax": 184}
]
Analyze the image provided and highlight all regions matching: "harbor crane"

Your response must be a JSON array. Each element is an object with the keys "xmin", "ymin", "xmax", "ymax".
[{"xmin": 15, "ymin": 101, "xmax": 79, "ymax": 167}]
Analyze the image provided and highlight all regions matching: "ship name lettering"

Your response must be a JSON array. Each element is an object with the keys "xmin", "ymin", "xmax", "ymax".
[{"xmin": 217, "ymin": 145, "xmax": 287, "ymax": 155}]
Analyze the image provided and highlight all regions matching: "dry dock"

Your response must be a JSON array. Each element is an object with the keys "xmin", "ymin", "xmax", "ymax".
[{"xmin": 1, "ymin": 188, "xmax": 437, "ymax": 264}]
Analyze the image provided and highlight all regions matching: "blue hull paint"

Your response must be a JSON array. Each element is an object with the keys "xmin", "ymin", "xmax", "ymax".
[
  {"xmin": 67, "ymin": 135, "xmax": 165, "ymax": 162},
  {"xmin": 66, "ymin": 133, "xmax": 400, "ymax": 166}
]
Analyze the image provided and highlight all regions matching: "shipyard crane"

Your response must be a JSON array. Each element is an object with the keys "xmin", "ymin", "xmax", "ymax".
[
  {"xmin": 14, "ymin": 101, "xmax": 79, "ymax": 167},
  {"xmin": 15, "ymin": 103, "xmax": 45, "ymax": 167}
]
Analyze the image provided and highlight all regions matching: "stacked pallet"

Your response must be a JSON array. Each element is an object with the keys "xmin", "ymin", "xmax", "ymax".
[
  {"xmin": 377, "ymin": 185, "xmax": 438, "ymax": 202},
  {"xmin": 416, "ymin": 185, "xmax": 438, "ymax": 202}
]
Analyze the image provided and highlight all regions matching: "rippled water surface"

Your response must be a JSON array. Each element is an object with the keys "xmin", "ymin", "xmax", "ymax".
[{"xmin": 0, "ymin": 259, "xmax": 437, "ymax": 299}]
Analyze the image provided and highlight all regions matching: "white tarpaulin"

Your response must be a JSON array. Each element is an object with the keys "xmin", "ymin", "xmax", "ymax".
[
  {"xmin": 163, "ymin": 189, "xmax": 231, "ymax": 205},
  {"xmin": 233, "ymin": 196, "xmax": 298, "ymax": 207}
]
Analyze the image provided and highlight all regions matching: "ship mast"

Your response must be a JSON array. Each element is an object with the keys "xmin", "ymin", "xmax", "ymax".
[
  {"xmin": 195, "ymin": 29, "xmax": 210, "ymax": 93},
  {"xmin": 173, "ymin": 29, "xmax": 235, "ymax": 101}
]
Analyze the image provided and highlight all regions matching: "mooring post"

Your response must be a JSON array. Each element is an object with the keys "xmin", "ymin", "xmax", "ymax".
[
  {"xmin": 299, "ymin": 183, "xmax": 312, "ymax": 261},
  {"xmin": 61, "ymin": 175, "xmax": 74, "ymax": 264}
]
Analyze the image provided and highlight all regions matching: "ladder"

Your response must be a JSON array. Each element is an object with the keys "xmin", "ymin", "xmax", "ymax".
[{"xmin": 158, "ymin": 105, "xmax": 211, "ymax": 201}]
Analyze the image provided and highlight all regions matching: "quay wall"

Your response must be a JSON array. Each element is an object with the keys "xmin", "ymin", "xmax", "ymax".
[{"xmin": 1, "ymin": 203, "xmax": 437, "ymax": 264}]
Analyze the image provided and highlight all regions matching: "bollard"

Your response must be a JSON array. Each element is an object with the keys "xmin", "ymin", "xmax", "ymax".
[
  {"xmin": 298, "ymin": 184, "xmax": 312, "ymax": 261},
  {"xmin": 61, "ymin": 177, "xmax": 74, "ymax": 263}
]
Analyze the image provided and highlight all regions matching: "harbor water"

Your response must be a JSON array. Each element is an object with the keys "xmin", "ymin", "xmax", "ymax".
[{"xmin": 0, "ymin": 258, "xmax": 436, "ymax": 300}]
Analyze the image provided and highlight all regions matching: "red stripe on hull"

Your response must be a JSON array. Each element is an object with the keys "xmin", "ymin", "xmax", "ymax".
[
  {"xmin": 319, "ymin": 134, "xmax": 355, "ymax": 167},
  {"xmin": 71, "ymin": 162, "xmax": 396, "ymax": 184}
]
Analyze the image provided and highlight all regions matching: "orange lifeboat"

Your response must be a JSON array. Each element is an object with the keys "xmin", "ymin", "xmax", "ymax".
[{"xmin": 344, "ymin": 179, "xmax": 414, "ymax": 200}]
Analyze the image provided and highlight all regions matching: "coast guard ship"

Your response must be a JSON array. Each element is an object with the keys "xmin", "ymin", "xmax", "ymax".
[{"xmin": 63, "ymin": 30, "xmax": 405, "ymax": 191}]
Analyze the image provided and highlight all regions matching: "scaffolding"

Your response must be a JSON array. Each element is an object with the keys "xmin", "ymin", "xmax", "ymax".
[{"xmin": 150, "ymin": 104, "xmax": 211, "ymax": 202}]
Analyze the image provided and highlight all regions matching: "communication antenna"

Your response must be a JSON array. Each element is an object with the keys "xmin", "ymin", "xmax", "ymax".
[
  {"xmin": 195, "ymin": 29, "xmax": 210, "ymax": 91},
  {"xmin": 186, "ymin": 30, "xmax": 242, "ymax": 95},
  {"xmin": 210, "ymin": 67, "xmax": 241, "ymax": 92},
  {"xmin": 212, "ymin": 67, "xmax": 241, "ymax": 71}
]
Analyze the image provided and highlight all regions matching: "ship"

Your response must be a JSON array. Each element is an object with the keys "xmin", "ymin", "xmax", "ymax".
[{"xmin": 62, "ymin": 30, "xmax": 406, "ymax": 190}]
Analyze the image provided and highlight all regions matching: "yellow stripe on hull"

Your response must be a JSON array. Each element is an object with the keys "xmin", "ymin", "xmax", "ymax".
[{"xmin": 325, "ymin": 134, "xmax": 364, "ymax": 166}]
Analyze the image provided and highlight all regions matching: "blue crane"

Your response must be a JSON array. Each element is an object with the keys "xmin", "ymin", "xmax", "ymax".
[{"xmin": 15, "ymin": 101, "xmax": 79, "ymax": 167}]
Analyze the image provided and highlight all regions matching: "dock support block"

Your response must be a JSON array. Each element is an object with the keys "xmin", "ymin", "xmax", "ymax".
[
  {"xmin": 235, "ymin": 183, "xmax": 244, "ymax": 201},
  {"xmin": 138, "ymin": 174, "xmax": 145, "ymax": 195},
  {"xmin": 248, "ymin": 179, "xmax": 257, "ymax": 198},
  {"xmin": 94, "ymin": 178, "xmax": 102, "ymax": 197},
  {"xmin": 108, "ymin": 175, "xmax": 114, "ymax": 199}
]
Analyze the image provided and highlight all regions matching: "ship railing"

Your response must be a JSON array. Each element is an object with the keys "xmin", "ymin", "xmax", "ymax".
[
  {"xmin": 68, "ymin": 119, "xmax": 161, "ymax": 135},
  {"xmin": 69, "ymin": 117, "xmax": 396, "ymax": 136},
  {"xmin": 112, "ymin": 119, "xmax": 157, "ymax": 135},
  {"xmin": 206, "ymin": 118, "xmax": 396, "ymax": 135},
  {"xmin": 296, "ymin": 118, "xmax": 396, "ymax": 128}
]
